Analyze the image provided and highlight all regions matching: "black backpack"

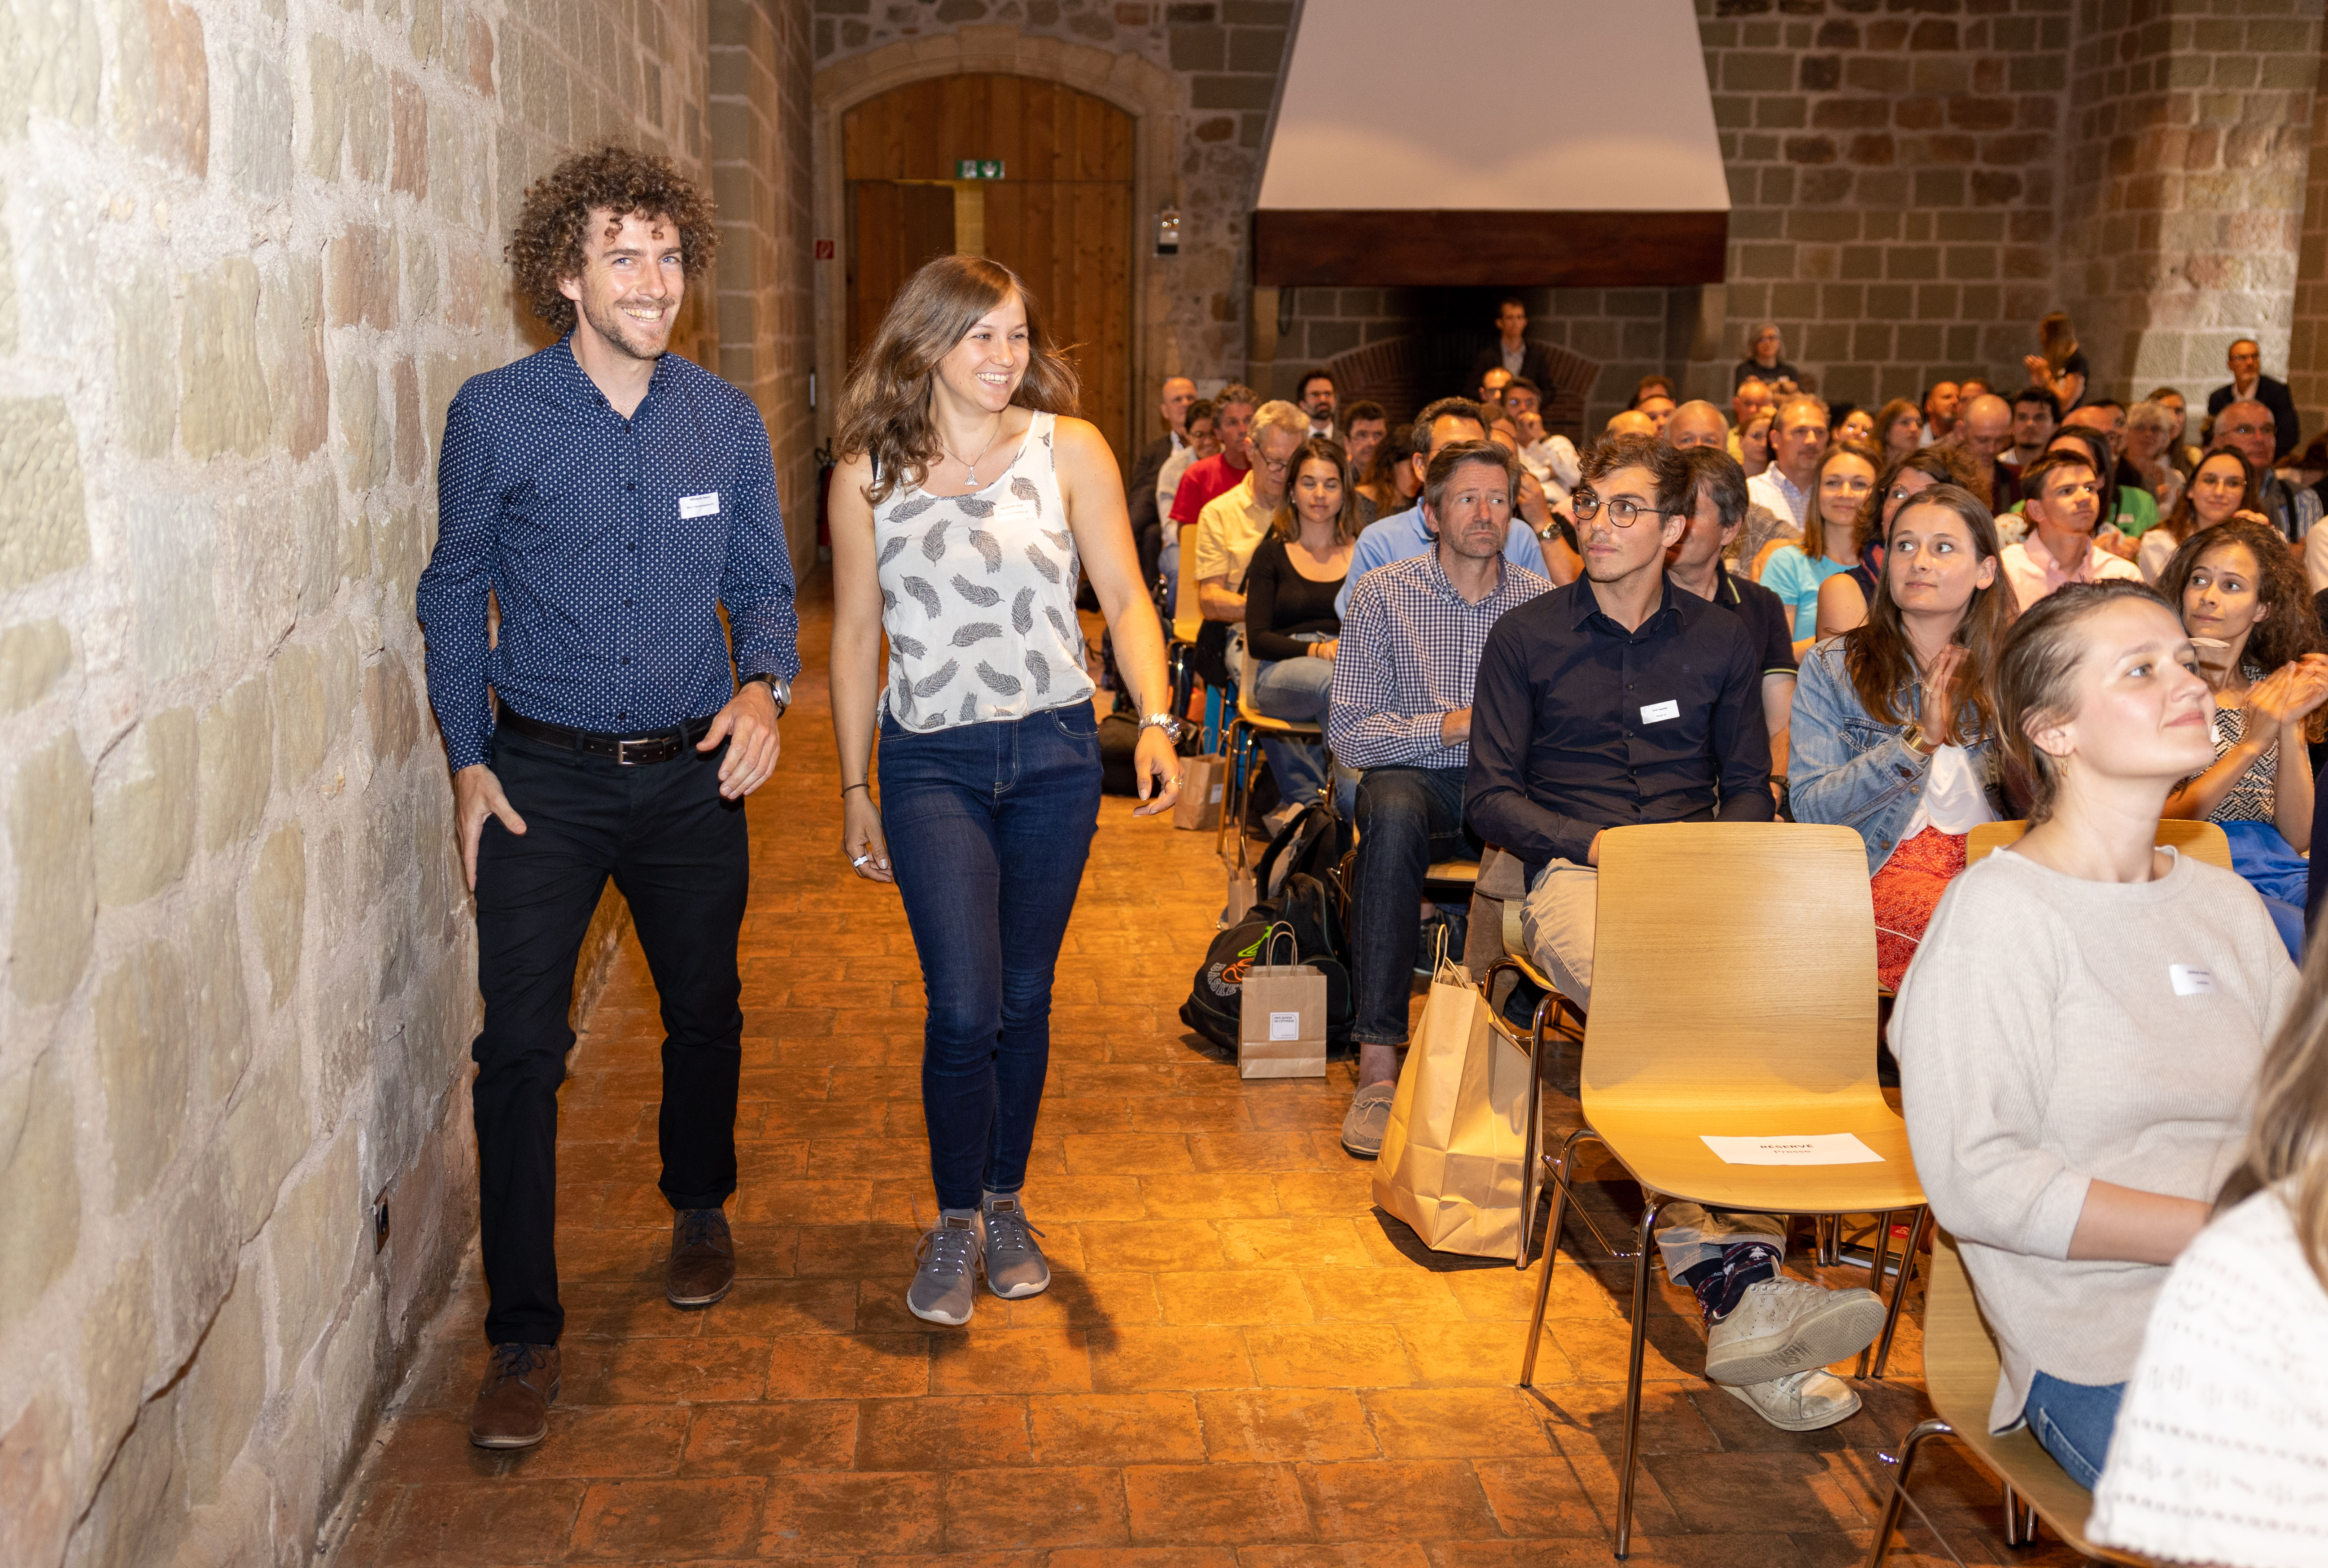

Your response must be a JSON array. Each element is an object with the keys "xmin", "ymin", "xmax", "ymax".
[
  {"xmin": 1178, "ymin": 871, "xmax": 1352, "ymax": 1054},
  {"xmin": 1251, "ymin": 800, "xmax": 1350, "ymax": 904}
]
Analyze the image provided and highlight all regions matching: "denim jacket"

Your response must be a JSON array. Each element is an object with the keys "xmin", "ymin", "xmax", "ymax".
[{"xmin": 1787, "ymin": 639, "xmax": 2007, "ymax": 875}]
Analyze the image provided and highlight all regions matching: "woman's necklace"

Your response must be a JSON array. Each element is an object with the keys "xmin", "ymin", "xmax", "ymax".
[{"xmin": 939, "ymin": 416, "xmax": 1006, "ymax": 488}]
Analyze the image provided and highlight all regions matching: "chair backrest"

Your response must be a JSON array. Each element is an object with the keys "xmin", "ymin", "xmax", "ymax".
[
  {"xmin": 1172, "ymin": 511, "xmax": 1204, "ymax": 646},
  {"xmin": 1584, "ymin": 822, "xmax": 1878, "ymax": 1109},
  {"xmin": 1967, "ymin": 817, "xmax": 2232, "ymax": 871}
]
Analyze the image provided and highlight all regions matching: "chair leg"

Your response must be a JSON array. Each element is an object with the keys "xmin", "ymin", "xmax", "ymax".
[
  {"xmin": 1515, "ymin": 997, "xmax": 1547, "ymax": 1271},
  {"xmin": 1855, "ymin": 1211, "xmax": 1893, "ymax": 1379},
  {"xmin": 1867, "ymin": 1205, "xmax": 1927, "ymax": 1381},
  {"xmin": 1214, "ymin": 716, "xmax": 1242, "ymax": 859},
  {"xmin": 1519, "ymin": 1127, "xmax": 1597, "ymax": 1388},
  {"xmin": 2001, "ymin": 1481, "xmax": 2023, "ymax": 1546},
  {"xmin": 1863, "ymin": 1417, "xmax": 1952, "ymax": 1568},
  {"xmin": 1613, "ymin": 1194, "xmax": 1666, "ymax": 1561}
]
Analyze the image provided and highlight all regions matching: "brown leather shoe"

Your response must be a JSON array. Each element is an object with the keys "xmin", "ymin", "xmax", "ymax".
[
  {"xmin": 468, "ymin": 1342, "xmax": 559, "ymax": 1450},
  {"xmin": 668, "ymin": 1208, "xmax": 735, "ymax": 1307}
]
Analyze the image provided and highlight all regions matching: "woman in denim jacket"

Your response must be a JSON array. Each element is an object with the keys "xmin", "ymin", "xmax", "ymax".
[{"xmin": 1791, "ymin": 485, "xmax": 2019, "ymax": 987}]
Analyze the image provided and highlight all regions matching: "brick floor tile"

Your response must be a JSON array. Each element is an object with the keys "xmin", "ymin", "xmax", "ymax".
[
  {"xmin": 1087, "ymin": 1325, "xmax": 1257, "ymax": 1393},
  {"xmin": 855, "ymin": 1394, "xmax": 1031, "ymax": 1469},
  {"xmin": 1029, "ymin": 1392, "xmax": 1206, "ymax": 1465},
  {"xmin": 1296, "ymin": 1459, "xmax": 1501, "ymax": 1541},
  {"xmin": 1193, "ymin": 1390, "xmax": 1378, "ymax": 1464},
  {"xmin": 1121, "ymin": 1463, "xmax": 1313, "ymax": 1545},
  {"xmin": 941, "ymin": 1464, "xmax": 1129, "ymax": 1549},
  {"xmin": 679, "ymin": 1402, "xmax": 857, "ymax": 1475},
  {"xmin": 568, "ymin": 1476, "xmax": 763, "ymax": 1559}
]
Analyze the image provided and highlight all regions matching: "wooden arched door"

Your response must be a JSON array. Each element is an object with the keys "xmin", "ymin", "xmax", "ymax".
[{"xmin": 842, "ymin": 75, "xmax": 1136, "ymax": 468}]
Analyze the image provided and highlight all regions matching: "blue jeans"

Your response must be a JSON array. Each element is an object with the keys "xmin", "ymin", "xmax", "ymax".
[
  {"xmin": 878, "ymin": 706, "xmax": 1101, "ymax": 1210},
  {"xmin": 1249, "ymin": 649, "xmax": 1334, "ymax": 805},
  {"xmin": 2025, "ymin": 1370, "xmax": 2125, "ymax": 1489},
  {"xmin": 1350, "ymin": 767, "xmax": 1474, "ymax": 1043}
]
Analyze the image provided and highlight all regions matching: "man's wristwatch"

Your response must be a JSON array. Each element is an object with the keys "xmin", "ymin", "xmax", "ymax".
[
  {"xmin": 742, "ymin": 672, "xmax": 791, "ymax": 718},
  {"xmin": 1138, "ymin": 712, "xmax": 1184, "ymax": 743}
]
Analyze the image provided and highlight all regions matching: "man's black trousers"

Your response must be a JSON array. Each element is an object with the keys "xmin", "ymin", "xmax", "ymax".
[{"xmin": 470, "ymin": 727, "xmax": 747, "ymax": 1345}]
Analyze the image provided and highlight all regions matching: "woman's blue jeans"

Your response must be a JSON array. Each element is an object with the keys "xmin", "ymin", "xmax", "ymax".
[
  {"xmin": 879, "ymin": 706, "xmax": 1101, "ymax": 1210},
  {"xmin": 2025, "ymin": 1370, "xmax": 2125, "ymax": 1489},
  {"xmin": 1248, "ymin": 648, "xmax": 1334, "ymax": 805}
]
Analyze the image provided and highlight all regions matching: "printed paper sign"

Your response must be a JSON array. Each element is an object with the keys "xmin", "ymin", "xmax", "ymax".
[
  {"xmin": 1269, "ymin": 1011, "xmax": 1301, "ymax": 1041},
  {"xmin": 2169, "ymin": 964, "xmax": 2216, "ymax": 996},
  {"xmin": 1641, "ymin": 699, "xmax": 1679, "ymax": 724},
  {"xmin": 679, "ymin": 491, "xmax": 721, "ymax": 519},
  {"xmin": 1700, "ymin": 1133, "xmax": 1883, "ymax": 1166}
]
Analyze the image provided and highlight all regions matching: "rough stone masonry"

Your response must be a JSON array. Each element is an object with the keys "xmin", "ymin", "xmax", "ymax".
[{"xmin": 0, "ymin": 0, "xmax": 813, "ymax": 1564}]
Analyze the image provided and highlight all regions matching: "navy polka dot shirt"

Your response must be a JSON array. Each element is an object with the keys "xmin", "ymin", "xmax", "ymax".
[{"xmin": 416, "ymin": 339, "xmax": 800, "ymax": 770}]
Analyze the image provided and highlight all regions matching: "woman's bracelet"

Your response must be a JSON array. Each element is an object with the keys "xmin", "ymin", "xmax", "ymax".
[{"xmin": 841, "ymin": 782, "xmax": 869, "ymax": 798}]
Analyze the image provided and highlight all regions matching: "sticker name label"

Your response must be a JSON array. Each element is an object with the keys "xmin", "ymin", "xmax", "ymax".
[
  {"xmin": 2170, "ymin": 964, "xmax": 2216, "ymax": 997},
  {"xmin": 1641, "ymin": 699, "xmax": 1680, "ymax": 724},
  {"xmin": 679, "ymin": 492, "xmax": 721, "ymax": 519},
  {"xmin": 1269, "ymin": 1011, "xmax": 1301, "ymax": 1041}
]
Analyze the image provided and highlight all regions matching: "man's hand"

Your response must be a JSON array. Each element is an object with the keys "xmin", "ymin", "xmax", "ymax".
[
  {"xmin": 1438, "ymin": 707, "xmax": 1472, "ymax": 746},
  {"xmin": 701, "ymin": 681, "xmax": 781, "ymax": 799},
  {"xmin": 454, "ymin": 764, "xmax": 527, "ymax": 891}
]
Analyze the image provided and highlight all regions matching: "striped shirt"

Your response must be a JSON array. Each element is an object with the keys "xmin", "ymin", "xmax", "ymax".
[{"xmin": 1327, "ymin": 548, "xmax": 1550, "ymax": 771}]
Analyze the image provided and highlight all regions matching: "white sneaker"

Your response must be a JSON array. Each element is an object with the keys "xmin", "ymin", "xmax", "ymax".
[
  {"xmin": 1703, "ymin": 1277, "xmax": 1887, "ymax": 1386},
  {"xmin": 1721, "ymin": 1367, "xmax": 1861, "ymax": 1431}
]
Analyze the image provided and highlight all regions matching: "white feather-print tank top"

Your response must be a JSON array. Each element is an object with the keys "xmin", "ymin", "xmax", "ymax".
[{"xmin": 873, "ymin": 410, "xmax": 1093, "ymax": 731}]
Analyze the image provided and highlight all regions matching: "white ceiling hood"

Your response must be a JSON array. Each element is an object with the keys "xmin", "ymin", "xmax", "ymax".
[{"xmin": 1251, "ymin": 0, "xmax": 1730, "ymax": 285}]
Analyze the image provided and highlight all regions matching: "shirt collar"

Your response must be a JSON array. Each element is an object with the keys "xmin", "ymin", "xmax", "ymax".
[
  {"xmin": 1426, "ymin": 546, "xmax": 1506, "ymax": 605},
  {"xmin": 1569, "ymin": 573, "xmax": 1683, "ymax": 633},
  {"xmin": 1712, "ymin": 561, "xmax": 1745, "ymax": 605},
  {"xmin": 558, "ymin": 334, "xmax": 666, "ymax": 411}
]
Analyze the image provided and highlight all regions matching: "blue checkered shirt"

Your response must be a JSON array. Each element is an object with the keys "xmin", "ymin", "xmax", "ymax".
[
  {"xmin": 416, "ymin": 339, "xmax": 800, "ymax": 770},
  {"xmin": 1327, "ymin": 549, "xmax": 1551, "ymax": 770}
]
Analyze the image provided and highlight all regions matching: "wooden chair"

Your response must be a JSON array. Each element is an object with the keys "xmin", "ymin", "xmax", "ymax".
[
  {"xmin": 1863, "ymin": 1230, "xmax": 2149, "ymax": 1567},
  {"xmin": 1215, "ymin": 685, "xmax": 1328, "ymax": 858},
  {"xmin": 1967, "ymin": 817, "xmax": 2232, "ymax": 870},
  {"xmin": 1475, "ymin": 847, "xmax": 1588, "ymax": 1270},
  {"xmin": 1520, "ymin": 822, "xmax": 1929, "ymax": 1559}
]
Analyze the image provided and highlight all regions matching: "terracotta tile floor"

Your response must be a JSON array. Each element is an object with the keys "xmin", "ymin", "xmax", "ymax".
[{"xmin": 329, "ymin": 578, "xmax": 2088, "ymax": 1566}]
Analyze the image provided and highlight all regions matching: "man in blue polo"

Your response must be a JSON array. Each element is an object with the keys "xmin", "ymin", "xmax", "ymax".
[
  {"xmin": 416, "ymin": 144, "xmax": 799, "ymax": 1452},
  {"xmin": 1336, "ymin": 397, "xmax": 1551, "ymax": 617}
]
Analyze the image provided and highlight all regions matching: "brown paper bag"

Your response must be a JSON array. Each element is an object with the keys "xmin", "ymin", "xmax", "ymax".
[
  {"xmin": 1239, "ymin": 923, "xmax": 1327, "ymax": 1079},
  {"xmin": 1174, "ymin": 753, "xmax": 1226, "ymax": 830},
  {"xmin": 1372, "ymin": 939, "xmax": 1533, "ymax": 1258}
]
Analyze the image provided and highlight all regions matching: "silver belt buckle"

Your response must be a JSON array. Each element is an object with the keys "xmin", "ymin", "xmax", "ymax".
[{"xmin": 616, "ymin": 735, "xmax": 655, "ymax": 765}]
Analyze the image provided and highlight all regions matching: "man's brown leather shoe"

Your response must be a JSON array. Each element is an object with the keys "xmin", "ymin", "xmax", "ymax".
[
  {"xmin": 468, "ymin": 1342, "xmax": 559, "ymax": 1450},
  {"xmin": 668, "ymin": 1207, "xmax": 735, "ymax": 1306}
]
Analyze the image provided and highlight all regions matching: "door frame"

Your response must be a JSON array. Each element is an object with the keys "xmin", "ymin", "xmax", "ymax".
[{"xmin": 813, "ymin": 35, "xmax": 1181, "ymax": 463}]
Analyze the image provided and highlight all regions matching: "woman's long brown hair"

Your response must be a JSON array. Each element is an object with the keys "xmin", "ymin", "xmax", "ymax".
[
  {"xmin": 834, "ymin": 255, "xmax": 1081, "ymax": 505},
  {"xmin": 1842, "ymin": 483, "xmax": 2017, "ymax": 739},
  {"xmin": 1269, "ymin": 438, "xmax": 1362, "ymax": 545},
  {"xmin": 2156, "ymin": 515, "xmax": 2328, "ymax": 743},
  {"xmin": 2216, "ymin": 931, "xmax": 2328, "ymax": 1293},
  {"xmin": 2161, "ymin": 446, "xmax": 2262, "ymax": 539},
  {"xmin": 1849, "ymin": 443, "xmax": 1988, "ymax": 560},
  {"xmin": 1802, "ymin": 438, "xmax": 1884, "ymax": 563}
]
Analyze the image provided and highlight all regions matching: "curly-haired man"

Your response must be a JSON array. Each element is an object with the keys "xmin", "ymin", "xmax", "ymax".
[{"xmin": 415, "ymin": 143, "xmax": 800, "ymax": 1451}]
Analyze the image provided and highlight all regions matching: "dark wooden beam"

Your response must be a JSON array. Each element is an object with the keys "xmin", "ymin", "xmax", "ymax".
[{"xmin": 1251, "ymin": 209, "xmax": 1729, "ymax": 287}]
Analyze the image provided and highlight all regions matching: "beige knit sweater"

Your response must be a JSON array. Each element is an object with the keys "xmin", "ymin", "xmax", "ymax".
[{"xmin": 1891, "ymin": 847, "xmax": 2297, "ymax": 1432}]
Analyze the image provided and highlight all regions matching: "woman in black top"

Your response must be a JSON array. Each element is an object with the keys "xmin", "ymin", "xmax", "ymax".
[{"xmin": 1245, "ymin": 437, "xmax": 1358, "ymax": 810}]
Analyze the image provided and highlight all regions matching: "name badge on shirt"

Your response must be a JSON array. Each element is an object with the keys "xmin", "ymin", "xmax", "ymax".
[
  {"xmin": 679, "ymin": 491, "xmax": 721, "ymax": 519},
  {"xmin": 993, "ymin": 498, "xmax": 1037, "ymax": 526},
  {"xmin": 2169, "ymin": 964, "xmax": 2216, "ymax": 997},
  {"xmin": 1641, "ymin": 699, "xmax": 1680, "ymax": 724}
]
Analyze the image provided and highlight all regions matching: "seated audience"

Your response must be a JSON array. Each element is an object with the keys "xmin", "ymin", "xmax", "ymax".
[
  {"xmin": 1476, "ymin": 365, "xmax": 1513, "ymax": 420},
  {"xmin": 2142, "ymin": 446, "xmax": 2267, "ymax": 585},
  {"xmin": 1128, "ymin": 376, "xmax": 1197, "ymax": 586},
  {"xmin": 1506, "ymin": 378, "xmax": 1580, "ymax": 504},
  {"xmin": 2062, "ymin": 403, "xmax": 2159, "ymax": 538},
  {"xmin": 1664, "ymin": 399, "xmax": 1730, "ymax": 450},
  {"xmin": 1296, "ymin": 368, "xmax": 1336, "ymax": 438},
  {"xmin": 1836, "ymin": 406, "xmax": 1875, "ymax": 445},
  {"xmin": 1341, "ymin": 400, "xmax": 1388, "ymax": 497},
  {"xmin": 2022, "ymin": 309, "xmax": 2090, "ymax": 412},
  {"xmin": 1813, "ymin": 444, "xmax": 1988, "ymax": 640},
  {"xmin": 1761, "ymin": 437, "xmax": 1880, "ymax": 646},
  {"xmin": 1998, "ymin": 450, "xmax": 2142, "ymax": 611},
  {"xmin": 1244, "ymin": 437, "xmax": 1356, "ymax": 811},
  {"xmin": 2158, "ymin": 517, "xmax": 2328, "ymax": 954},
  {"xmin": 1192, "ymin": 399, "xmax": 1306, "ymax": 687},
  {"xmin": 2089, "ymin": 949, "xmax": 2328, "ymax": 1566},
  {"xmin": 2208, "ymin": 336, "xmax": 2302, "ymax": 460},
  {"xmin": 1631, "ymin": 376, "xmax": 1677, "ymax": 436},
  {"xmin": 1670, "ymin": 446, "xmax": 1799, "ymax": 786},
  {"xmin": 2124, "ymin": 397, "xmax": 2187, "ymax": 514},
  {"xmin": 1957, "ymin": 376, "xmax": 1995, "ymax": 403},
  {"xmin": 1329, "ymin": 441, "xmax": 1550, "ymax": 1157},
  {"xmin": 1895, "ymin": 578, "xmax": 2297, "ymax": 1489},
  {"xmin": 1339, "ymin": 397, "xmax": 1555, "ymax": 618},
  {"xmin": 1737, "ymin": 408, "xmax": 1773, "ymax": 476},
  {"xmin": 1874, "ymin": 397, "xmax": 1924, "ymax": 458},
  {"xmin": 1730, "ymin": 376, "xmax": 1774, "ymax": 458},
  {"xmin": 1155, "ymin": 397, "xmax": 1218, "ymax": 611},
  {"xmin": 1955, "ymin": 392, "xmax": 2014, "ymax": 507},
  {"xmin": 1466, "ymin": 432, "xmax": 1775, "ymax": 1016},
  {"xmin": 2027, "ymin": 424, "xmax": 2145, "ymax": 555},
  {"xmin": 1735, "ymin": 321, "xmax": 1803, "ymax": 393},
  {"xmin": 1748, "ymin": 394, "xmax": 1829, "ymax": 530},
  {"xmin": 1604, "ymin": 409, "xmax": 1656, "ymax": 440},
  {"xmin": 1998, "ymin": 386, "xmax": 2060, "ymax": 507},
  {"xmin": 1168, "ymin": 383, "xmax": 1258, "ymax": 537},
  {"xmin": 1792, "ymin": 484, "xmax": 2015, "ymax": 988},
  {"xmin": 2148, "ymin": 384, "xmax": 2201, "ymax": 473},
  {"xmin": 1921, "ymin": 380, "xmax": 1960, "ymax": 445},
  {"xmin": 2215, "ymin": 397, "xmax": 2319, "ymax": 542}
]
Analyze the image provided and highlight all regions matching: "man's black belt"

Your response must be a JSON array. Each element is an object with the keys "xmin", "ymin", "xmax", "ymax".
[{"xmin": 497, "ymin": 709, "xmax": 716, "ymax": 765}]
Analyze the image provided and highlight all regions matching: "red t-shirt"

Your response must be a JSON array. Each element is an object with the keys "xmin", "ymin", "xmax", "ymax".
[{"xmin": 1168, "ymin": 452, "xmax": 1250, "ymax": 531}]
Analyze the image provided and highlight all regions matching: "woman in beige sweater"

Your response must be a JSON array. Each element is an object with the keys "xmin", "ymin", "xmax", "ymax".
[{"xmin": 1892, "ymin": 579, "xmax": 2300, "ymax": 1489}]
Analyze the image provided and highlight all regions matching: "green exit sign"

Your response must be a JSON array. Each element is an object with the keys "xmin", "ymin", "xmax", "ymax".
[{"xmin": 955, "ymin": 159, "xmax": 1005, "ymax": 179}]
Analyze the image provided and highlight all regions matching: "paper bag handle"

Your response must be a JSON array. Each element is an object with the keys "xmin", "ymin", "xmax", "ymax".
[{"xmin": 1261, "ymin": 920, "xmax": 1298, "ymax": 968}]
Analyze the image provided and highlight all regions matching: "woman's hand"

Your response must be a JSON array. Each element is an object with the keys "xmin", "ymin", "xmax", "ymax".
[
  {"xmin": 2241, "ymin": 663, "xmax": 2311, "ymax": 734},
  {"xmin": 2022, "ymin": 352, "xmax": 2051, "ymax": 384},
  {"xmin": 2279, "ymin": 654, "xmax": 2328, "ymax": 728},
  {"xmin": 843, "ymin": 790, "xmax": 894, "ymax": 883},
  {"xmin": 1131, "ymin": 727, "xmax": 1182, "ymax": 818},
  {"xmin": 1918, "ymin": 642, "xmax": 1967, "ymax": 745},
  {"xmin": 1309, "ymin": 638, "xmax": 1339, "ymax": 660}
]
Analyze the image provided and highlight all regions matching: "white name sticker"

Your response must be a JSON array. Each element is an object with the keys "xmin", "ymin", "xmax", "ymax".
[
  {"xmin": 993, "ymin": 498, "xmax": 1038, "ymax": 526},
  {"xmin": 679, "ymin": 491, "xmax": 721, "ymax": 519},
  {"xmin": 2170, "ymin": 964, "xmax": 2216, "ymax": 997},
  {"xmin": 1641, "ymin": 699, "xmax": 1680, "ymax": 724},
  {"xmin": 1269, "ymin": 1011, "xmax": 1301, "ymax": 1041}
]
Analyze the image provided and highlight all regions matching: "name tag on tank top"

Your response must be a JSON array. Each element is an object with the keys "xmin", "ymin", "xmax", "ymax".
[
  {"xmin": 2169, "ymin": 964, "xmax": 2215, "ymax": 997},
  {"xmin": 993, "ymin": 498, "xmax": 1037, "ymax": 526},
  {"xmin": 679, "ymin": 491, "xmax": 721, "ymax": 519}
]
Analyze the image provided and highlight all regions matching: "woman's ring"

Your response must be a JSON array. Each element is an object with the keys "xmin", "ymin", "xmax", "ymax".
[{"xmin": 851, "ymin": 853, "xmax": 871, "ymax": 869}]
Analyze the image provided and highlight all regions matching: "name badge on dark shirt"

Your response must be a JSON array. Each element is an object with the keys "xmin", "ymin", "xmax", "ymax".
[
  {"xmin": 1641, "ymin": 699, "xmax": 1679, "ymax": 724},
  {"xmin": 680, "ymin": 491, "xmax": 721, "ymax": 519}
]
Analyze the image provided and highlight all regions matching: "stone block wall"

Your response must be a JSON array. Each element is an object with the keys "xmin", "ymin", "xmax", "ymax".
[
  {"xmin": 2292, "ymin": 30, "xmax": 2328, "ymax": 437},
  {"xmin": 0, "ymin": 0, "xmax": 813, "ymax": 1564}
]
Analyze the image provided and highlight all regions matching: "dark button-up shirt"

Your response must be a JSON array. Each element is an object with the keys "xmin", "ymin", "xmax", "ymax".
[
  {"xmin": 416, "ymin": 340, "xmax": 799, "ymax": 770},
  {"xmin": 1465, "ymin": 574, "xmax": 1773, "ymax": 875}
]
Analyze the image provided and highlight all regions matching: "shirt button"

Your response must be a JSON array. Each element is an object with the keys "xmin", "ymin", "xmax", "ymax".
[
  {"xmin": 625, "ymin": 597, "xmax": 635, "ymax": 607},
  {"xmin": 625, "ymin": 480, "xmax": 636, "ymax": 492},
  {"xmin": 620, "ymin": 655, "xmax": 631, "ymax": 666},
  {"xmin": 627, "ymin": 542, "xmax": 638, "ymax": 552}
]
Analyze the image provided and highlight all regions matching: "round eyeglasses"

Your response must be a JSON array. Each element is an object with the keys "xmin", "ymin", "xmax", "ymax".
[{"xmin": 1572, "ymin": 493, "xmax": 1674, "ymax": 527}]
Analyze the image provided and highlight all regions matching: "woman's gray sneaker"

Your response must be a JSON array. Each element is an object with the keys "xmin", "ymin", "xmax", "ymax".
[
  {"xmin": 981, "ymin": 1194, "xmax": 1051, "ymax": 1299},
  {"xmin": 908, "ymin": 1214, "xmax": 983, "ymax": 1325}
]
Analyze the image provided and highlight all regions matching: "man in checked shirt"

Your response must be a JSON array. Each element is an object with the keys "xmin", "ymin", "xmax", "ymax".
[
  {"xmin": 1327, "ymin": 440, "xmax": 1551, "ymax": 1157},
  {"xmin": 416, "ymin": 145, "xmax": 799, "ymax": 1451}
]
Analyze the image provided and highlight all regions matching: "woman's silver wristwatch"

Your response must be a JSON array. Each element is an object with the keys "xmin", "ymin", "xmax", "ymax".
[{"xmin": 1138, "ymin": 712, "xmax": 1184, "ymax": 742}]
